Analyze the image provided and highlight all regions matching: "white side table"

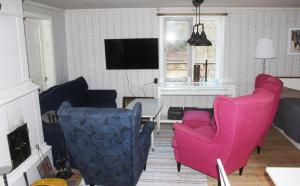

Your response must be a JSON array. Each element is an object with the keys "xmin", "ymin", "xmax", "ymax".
[
  {"xmin": 157, "ymin": 82, "xmax": 236, "ymax": 125},
  {"xmin": 266, "ymin": 167, "xmax": 300, "ymax": 186}
]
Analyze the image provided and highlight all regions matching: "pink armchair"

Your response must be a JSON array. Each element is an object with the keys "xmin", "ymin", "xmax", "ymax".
[
  {"xmin": 254, "ymin": 74, "xmax": 283, "ymax": 153},
  {"xmin": 172, "ymin": 88, "xmax": 274, "ymax": 179},
  {"xmin": 182, "ymin": 74, "xmax": 283, "ymax": 154}
]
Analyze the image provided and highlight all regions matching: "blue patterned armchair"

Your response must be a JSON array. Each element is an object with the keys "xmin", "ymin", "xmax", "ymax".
[{"xmin": 57, "ymin": 101, "xmax": 154, "ymax": 186}]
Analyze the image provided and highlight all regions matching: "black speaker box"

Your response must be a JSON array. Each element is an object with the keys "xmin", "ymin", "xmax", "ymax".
[{"xmin": 168, "ymin": 107, "xmax": 183, "ymax": 120}]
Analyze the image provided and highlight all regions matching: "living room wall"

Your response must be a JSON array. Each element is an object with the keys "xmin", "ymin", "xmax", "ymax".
[
  {"xmin": 23, "ymin": 2, "xmax": 69, "ymax": 84},
  {"xmin": 65, "ymin": 7, "xmax": 300, "ymax": 110},
  {"xmin": 65, "ymin": 8, "xmax": 159, "ymax": 107}
]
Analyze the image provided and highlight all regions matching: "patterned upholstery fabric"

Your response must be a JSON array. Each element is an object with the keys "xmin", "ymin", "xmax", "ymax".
[
  {"xmin": 58, "ymin": 102, "xmax": 154, "ymax": 186},
  {"xmin": 40, "ymin": 77, "xmax": 117, "ymax": 168}
]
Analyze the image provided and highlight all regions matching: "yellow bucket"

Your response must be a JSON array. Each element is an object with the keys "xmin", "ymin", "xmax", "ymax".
[{"xmin": 31, "ymin": 178, "xmax": 67, "ymax": 186}]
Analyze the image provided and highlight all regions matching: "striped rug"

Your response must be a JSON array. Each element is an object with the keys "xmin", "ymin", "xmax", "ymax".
[{"xmin": 137, "ymin": 123, "xmax": 208, "ymax": 186}]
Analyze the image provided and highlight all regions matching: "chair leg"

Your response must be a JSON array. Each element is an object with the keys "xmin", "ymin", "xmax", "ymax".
[
  {"xmin": 239, "ymin": 167, "xmax": 244, "ymax": 176},
  {"xmin": 177, "ymin": 162, "xmax": 181, "ymax": 172},
  {"xmin": 218, "ymin": 178, "xmax": 221, "ymax": 186},
  {"xmin": 256, "ymin": 146, "xmax": 261, "ymax": 154}
]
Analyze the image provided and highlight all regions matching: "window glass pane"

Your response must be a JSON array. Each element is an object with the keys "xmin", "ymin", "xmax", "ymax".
[
  {"xmin": 194, "ymin": 43, "xmax": 216, "ymax": 61},
  {"xmin": 166, "ymin": 21, "xmax": 190, "ymax": 40},
  {"xmin": 193, "ymin": 63, "xmax": 216, "ymax": 82},
  {"xmin": 164, "ymin": 20, "xmax": 190, "ymax": 80},
  {"xmin": 166, "ymin": 63, "xmax": 187, "ymax": 78},
  {"xmin": 207, "ymin": 64, "xmax": 216, "ymax": 81},
  {"xmin": 163, "ymin": 17, "xmax": 221, "ymax": 82},
  {"xmin": 201, "ymin": 20, "xmax": 217, "ymax": 40},
  {"xmin": 166, "ymin": 40, "xmax": 188, "ymax": 60}
]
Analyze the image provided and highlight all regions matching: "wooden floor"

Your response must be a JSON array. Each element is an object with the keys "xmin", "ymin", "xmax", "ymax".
[{"xmin": 208, "ymin": 126, "xmax": 300, "ymax": 186}]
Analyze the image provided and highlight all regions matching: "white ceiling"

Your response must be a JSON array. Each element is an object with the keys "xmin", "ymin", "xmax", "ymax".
[{"xmin": 26, "ymin": 0, "xmax": 300, "ymax": 10}]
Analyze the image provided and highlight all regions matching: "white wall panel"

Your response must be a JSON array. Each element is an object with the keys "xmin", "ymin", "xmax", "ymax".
[
  {"xmin": 23, "ymin": 2, "xmax": 69, "ymax": 84},
  {"xmin": 65, "ymin": 8, "xmax": 300, "ymax": 110},
  {"xmin": 223, "ymin": 8, "xmax": 300, "ymax": 96},
  {"xmin": 65, "ymin": 9, "xmax": 160, "ymax": 107}
]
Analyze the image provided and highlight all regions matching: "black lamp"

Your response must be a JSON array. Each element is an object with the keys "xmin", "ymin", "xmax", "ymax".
[{"xmin": 187, "ymin": 0, "xmax": 212, "ymax": 46}]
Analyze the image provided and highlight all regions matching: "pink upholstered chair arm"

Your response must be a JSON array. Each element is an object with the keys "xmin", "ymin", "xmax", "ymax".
[
  {"xmin": 182, "ymin": 110, "xmax": 211, "ymax": 128},
  {"xmin": 173, "ymin": 123, "xmax": 225, "ymax": 177},
  {"xmin": 173, "ymin": 123, "xmax": 213, "ymax": 143}
]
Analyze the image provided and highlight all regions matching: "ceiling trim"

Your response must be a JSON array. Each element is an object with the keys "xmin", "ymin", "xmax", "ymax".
[
  {"xmin": 64, "ymin": 7, "xmax": 158, "ymax": 13},
  {"xmin": 65, "ymin": 7, "xmax": 300, "ymax": 13},
  {"xmin": 24, "ymin": 1, "xmax": 64, "ymax": 12},
  {"xmin": 24, "ymin": 1, "xmax": 300, "ymax": 13}
]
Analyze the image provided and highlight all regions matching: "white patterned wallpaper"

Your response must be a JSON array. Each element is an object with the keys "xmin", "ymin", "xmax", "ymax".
[
  {"xmin": 23, "ymin": 2, "xmax": 69, "ymax": 84},
  {"xmin": 223, "ymin": 8, "xmax": 300, "ymax": 96},
  {"xmin": 65, "ymin": 7, "xmax": 300, "ymax": 112},
  {"xmin": 65, "ymin": 9, "xmax": 160, "ymax": 107},
  {"xmin": 22, "ymin": 5, "xmax": 300, "ymax": 112}
]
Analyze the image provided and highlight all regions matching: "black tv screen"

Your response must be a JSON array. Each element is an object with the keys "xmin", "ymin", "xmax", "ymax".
[{"xmin": 105, "ymin": 38, "xmax": 159, "ymax": 69}]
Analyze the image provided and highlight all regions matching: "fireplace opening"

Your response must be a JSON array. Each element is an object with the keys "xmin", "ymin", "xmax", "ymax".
[{"xmin": 7, "ymin": 123, "xmax": 31, "ymax": 169}]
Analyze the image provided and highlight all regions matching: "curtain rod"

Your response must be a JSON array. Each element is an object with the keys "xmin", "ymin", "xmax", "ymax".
[{"xmin": 156, "ymin": 13, "xmax": 228, "ymax": 16}]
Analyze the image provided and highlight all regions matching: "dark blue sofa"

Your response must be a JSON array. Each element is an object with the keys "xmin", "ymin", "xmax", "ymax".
[
  {"xmin": 58, "ymin": 102, "xmax": 154, "ymax": 186},
  {"xmin": 39, "ymin": 76, "xmax": 117, "ymax": 114},
  {"xmin": 39, "ymin": 77, "xmax": 117, "ymax": 168}
]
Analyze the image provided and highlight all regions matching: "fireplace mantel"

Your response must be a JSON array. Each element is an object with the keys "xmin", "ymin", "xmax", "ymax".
[{"xmin": 0, "ymin": 80, "xmax": 38, "ymax": 107}]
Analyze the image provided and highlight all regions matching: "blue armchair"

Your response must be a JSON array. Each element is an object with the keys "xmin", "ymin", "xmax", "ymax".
[
  {"xmin": 39, "ymin": 77, "xmax": 117, "ymax": 168},
  {"xmin": 57, "ymin": 101, "xmax": 154, "ymax": 186}
]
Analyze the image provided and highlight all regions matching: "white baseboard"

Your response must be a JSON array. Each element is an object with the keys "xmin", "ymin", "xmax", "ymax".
[{"xmin": 274, "ymin": 125, "xmax": 300, "ymax": 150}]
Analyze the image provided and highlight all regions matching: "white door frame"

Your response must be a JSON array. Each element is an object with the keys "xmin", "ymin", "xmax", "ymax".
[{"xmin": 24, "ymin": 12, "xmax": 56, "ymax": 89}]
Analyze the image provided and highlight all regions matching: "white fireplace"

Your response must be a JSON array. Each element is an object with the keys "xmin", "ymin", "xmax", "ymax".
[{"xmin": 0, "ymin": 0, "xmax": 52, "ymax": 185}]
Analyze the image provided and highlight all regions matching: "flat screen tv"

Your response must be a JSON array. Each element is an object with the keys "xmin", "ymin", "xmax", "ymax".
[{"xmin": 105, "ymin": 38, "xmax": 159, "ymax": 69}]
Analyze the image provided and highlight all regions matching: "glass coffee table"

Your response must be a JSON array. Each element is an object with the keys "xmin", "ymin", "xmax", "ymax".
[{"xmin": 126, "ymin": 98, "xmax": 163, "ymax": 151}]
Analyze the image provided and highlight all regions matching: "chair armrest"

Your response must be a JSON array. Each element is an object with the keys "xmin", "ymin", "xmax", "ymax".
[
  {"xmin": 132, "ymin": 121, "xmax": 154, "ymax": 147},
  {"xmin": 85, "ymin": 90, "xmax": 117, "ymax": 107},
  {"xmin": 173, "ymin": 123, "xmax": 213, "ymax": 143},
  {"xmin": 141, "ymin": 121, "xmax": 155, "ymax": 134},
  {"xmin": 173, "ymin": 123, "xmax": 221, "ymax": 169},
  {"xmin": 135, "ymin": 122, "xmax": 155, "ymax": 146}
]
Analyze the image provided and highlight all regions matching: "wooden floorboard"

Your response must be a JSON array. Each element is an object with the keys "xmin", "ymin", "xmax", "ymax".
[{"xmin": 207, "ymin": 126, "xmax": 300, "ymax": 186}]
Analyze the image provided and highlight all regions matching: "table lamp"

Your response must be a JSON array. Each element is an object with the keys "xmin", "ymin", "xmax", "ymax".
[{"xmin": 255, "ymin": 38, "xmax": 276, "ymax": 73}]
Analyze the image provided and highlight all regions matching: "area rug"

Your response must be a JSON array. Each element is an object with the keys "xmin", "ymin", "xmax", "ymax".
[
  {"xmin": 79, "ymin": 124, "xmax": 208, "ymax": 186},
  {"xmin": 137, "ymin": 124, "xmax": 208, "ymax": 186}
]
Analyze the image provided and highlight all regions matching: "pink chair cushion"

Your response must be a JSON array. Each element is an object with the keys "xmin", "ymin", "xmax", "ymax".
[{"xmin": 182, "ymin": 110, "xmax": 211, "ymax": 128}]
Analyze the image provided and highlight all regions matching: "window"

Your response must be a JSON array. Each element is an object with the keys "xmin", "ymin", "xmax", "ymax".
[{"xmin": 160, "ymin": 16, "xmax": 224, "ymax": 82}]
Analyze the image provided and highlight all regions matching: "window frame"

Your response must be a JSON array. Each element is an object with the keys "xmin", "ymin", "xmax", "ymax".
[{"xmin": 159, "ymin": 15, "xmax": 225, "ymax": 82}]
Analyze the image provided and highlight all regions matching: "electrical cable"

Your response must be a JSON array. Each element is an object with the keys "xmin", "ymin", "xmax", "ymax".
[
  {"xmin": 142, "ymin": 86, "xmax": 146, "ymax": 97},
  {"xmin": 141, "ymin": 80, "xmax": 157, "ymax": 97},
  {"xmin": 125, "ymin": 70, "xmax": 135, "ymax": 96}
]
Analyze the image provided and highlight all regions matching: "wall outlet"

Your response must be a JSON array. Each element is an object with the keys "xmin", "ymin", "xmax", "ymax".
[{"xmin": 154, "ymin": 78, "xmax": 158, "ymax": 84}]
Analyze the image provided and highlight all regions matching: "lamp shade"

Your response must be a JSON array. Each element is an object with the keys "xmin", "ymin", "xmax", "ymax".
[{"xmin": 255, "ymin": 38, "xmax": 276, "ymax": 59}]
